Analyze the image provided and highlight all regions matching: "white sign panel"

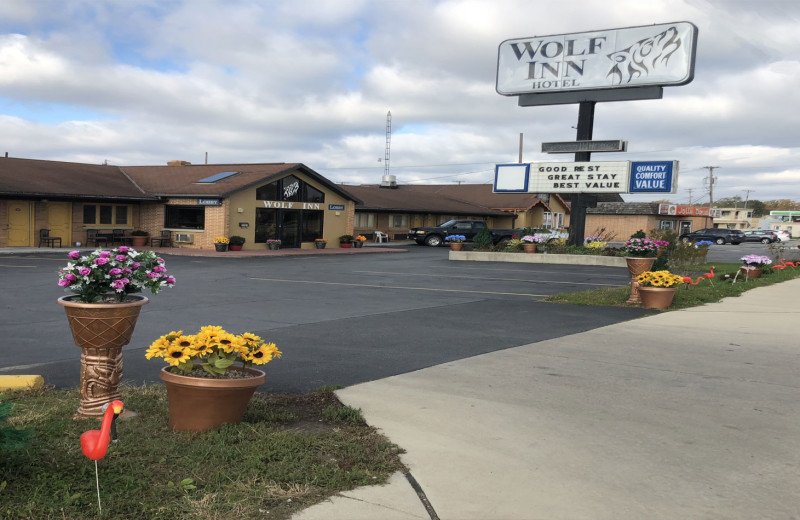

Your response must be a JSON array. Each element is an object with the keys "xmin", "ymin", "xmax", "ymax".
[
  {"xmin": 497, "ymin": 22, "xmax": 697, "ymax": 96},
  {"xmin": 528, "ymin": 161, "xmax": 630, "ymax": 193}
]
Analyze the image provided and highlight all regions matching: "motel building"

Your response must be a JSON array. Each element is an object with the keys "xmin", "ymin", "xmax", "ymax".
[{"xmin": 0, "ymin": 157, "xmax": 361, "ymax": 250}]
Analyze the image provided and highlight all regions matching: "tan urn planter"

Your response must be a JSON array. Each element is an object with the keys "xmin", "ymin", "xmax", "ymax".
[
  {"xmin": 160, "ymin": 366, "xmax": 266, "ymax": 432},
  {"xmin": 522, "ymin": 243, "xmax": 537, "ymax": 253},
  {"xmin": 449, "ymin": 243, "xmax": 464, "ymax": 251},
  {"xmin": 58, "ymin": 295, "xmax": 149, "ymax": 417},
  {"xmin": 638, "ymin": 287, "xmax": 678, "ymax": 310},
  {"xmin": 131, "ymin": 235, "xmax": 148, "ymax": 247},
  {"xmin": 625, "ymin": 257, "xmax": 656, "ymax": 304}
]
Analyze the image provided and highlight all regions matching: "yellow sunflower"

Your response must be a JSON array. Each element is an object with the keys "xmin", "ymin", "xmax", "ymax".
[
  {"xmin": 247, "ymin": 342, "xmax": 282, "ymax": 365},
  {"xmin": 164, "ymin": 343, "xmax": 192, "ymax": 366},
  {"xmin": 216, "ymin": 332, "xmax": 243, "ymax": 354}
]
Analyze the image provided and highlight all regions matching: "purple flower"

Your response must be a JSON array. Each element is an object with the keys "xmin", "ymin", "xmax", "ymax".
[
  {"xmin": 109, "ymin": 268, "xmax": 123, "ymax": 276},
  {"xmin": 118, "ymin": 246, "xmax": 130, "ymax": 253},
  {"xmin": 68, "ymin": 251, "xmax": 81, "ymax": 259},
  {"xmin": 131, "ymin": 262, "xmax": 141, "ymax": 269},
  {"xmin": 165, "ymin": 276, "xmax": 176, "ymax": 285},
  {"xmin": 64, "ymin": 273, "xmax": 77, "ymax": 282},
  {"xmin": 152, "ymin": 266, "xmax": 166, "ymax": 273},
  {"xmin": 58, "ymin": 278, "xmax": 72, "ymax": 287},
  {"xmin": 111, "ymin": 278, "xmax": 130, "ymax": 290},
  {"xmin": 115, "ymin": 254, "xmax": 128, "ymax": 262},
  {"xmin": 122, "ymin": 268, "xmax": 132, "ymax": 274},
  {"xmin": 99, "ymin": 251, "xmax": 111, "ymax": 258},
  {"xmin": 94, "ymin": 257, "xmax": 109, "ymax": 266},
  {"xmin": 147, "ymin": 272, "xmax": 160, "ymax": 279},
  {"xmin": 79, "ymin": 267, "xmax": 92, "ymax": 276}
]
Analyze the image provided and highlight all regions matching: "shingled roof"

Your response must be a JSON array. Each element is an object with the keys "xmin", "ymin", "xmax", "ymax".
[
  {"xmin": 0, "ymin": 157, "xmax": 153, "ymax": 200},
  {"xmin": 342, "ymin": 184, "xmax": 564, "ymax": 216},
  {"xmin": 122, "ymin": 162, "xmax": 361, "ymax": 202},
  {"xmin": 586, "ymin": 202, "xmax": 662, "ymax": 214}
]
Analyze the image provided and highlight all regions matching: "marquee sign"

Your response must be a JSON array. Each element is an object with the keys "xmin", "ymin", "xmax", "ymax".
[
  {"xmin": 496, "ymin": 21, "xmax": 698, "ymax": 96},
  {"xmin": 494, "ymin": 160, "xmax": 678, "ymax": 194}
]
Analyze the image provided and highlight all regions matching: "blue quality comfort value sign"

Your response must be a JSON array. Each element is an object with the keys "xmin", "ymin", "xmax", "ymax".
[{"xmin": 628, "ymin": 161, "xmax": 678, "ymax": 193}]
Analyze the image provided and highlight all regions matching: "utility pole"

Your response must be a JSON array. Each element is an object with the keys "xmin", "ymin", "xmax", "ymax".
[
  {"xmin": 685, "ymin": 188, "xmax": 694, "ymax": 205},
  {"xmin": 743, "ymin": 189, "xmax": 755, "ymax": 209},
  {"xmin": 703, "ymin": 166, "xmax": 719, "ymax": 206}
]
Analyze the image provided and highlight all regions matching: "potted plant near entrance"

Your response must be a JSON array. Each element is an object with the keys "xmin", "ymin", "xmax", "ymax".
[
  {"xmin": 57, "ymin": 247, "xmax": 176, "ymax": 417},
  {"xmin": 229, "ymin": 236, "xmax": 246, "ymax": 251},
  {"xmin": 353, "ymin": 235, "xmax": 367, "ymax": 248},
  {"xmin": 621, "ymin": 236, "xmax": 660, "ymax": 303},
  {"xmin": 146, "ymin": 325, "xmax": 282, "ymax": 432},
  {"xmin": 130, "ymin": 230, "xmax": 149, "ymax": 248},
  {"xmin": 636, "ymin": 270, "xmax": 684, "ymax": 310},
  {"xmin": 445, "ymin": 234, "xmax": 466, "ymax": 251},
  {"xmin": 339, "ymin": 234, "xmax": 354, "ymax": 248},
  {"xmin": 214, "ymin": 237, "xmax": 229, "ymax": 252},
  {"xmin": 267, "ymin": 239, "xmax": 281, "ymax": 250},
  {"xmin": 314, "ymin": 238, "xmax": 327, "ymax": 249}
]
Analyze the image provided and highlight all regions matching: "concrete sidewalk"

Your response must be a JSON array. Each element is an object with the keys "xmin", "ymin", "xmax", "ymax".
[{"xmin": 294, "ymin": 278, "xmax": 800, "ymax": 520}]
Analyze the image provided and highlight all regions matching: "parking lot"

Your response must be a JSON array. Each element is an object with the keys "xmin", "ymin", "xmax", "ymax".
[{"xmin": 2, "ymin": 241, "xmax": 791, "ymax": 393}]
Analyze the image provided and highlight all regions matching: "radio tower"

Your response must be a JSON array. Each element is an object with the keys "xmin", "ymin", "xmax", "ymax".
[{"xmin": 384, "ymin": 111, "xmax": 392, "ymax": 177}]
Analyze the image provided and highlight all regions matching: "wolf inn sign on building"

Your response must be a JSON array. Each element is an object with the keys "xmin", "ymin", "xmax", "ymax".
[{"xmin": 496, "ymin": 22, "xmax": 698, "ymax": 95}]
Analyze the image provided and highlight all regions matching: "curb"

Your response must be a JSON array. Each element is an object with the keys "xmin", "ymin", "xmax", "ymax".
[{"xmin": 0, "ymin": 375, "xmax": 44, "ymax": 391}]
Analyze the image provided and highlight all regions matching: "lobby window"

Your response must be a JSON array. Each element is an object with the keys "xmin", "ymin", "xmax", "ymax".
[
  {"xmin": 355, "ymin": 213, "xmax": 375, "ymax": 228},
  {"xmin": 256, "ymin": 176, "xmax": 325, "ymax": 203},
  {"xmin": 83, "ymin": 204, "xmax": 130, "ymax": 227},
  {"xmin": 659, "ymin": 220, "xmax": 676, "ymax": 230},
  {"xmin": 165, "ymin": 206, "xmax": 205, "ymax": 230}
]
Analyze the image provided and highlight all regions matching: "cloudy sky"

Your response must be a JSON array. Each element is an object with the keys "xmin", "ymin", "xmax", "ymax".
[{"xmin": 0, "ymin": 0, "xmax": 798, "ymax": 204}]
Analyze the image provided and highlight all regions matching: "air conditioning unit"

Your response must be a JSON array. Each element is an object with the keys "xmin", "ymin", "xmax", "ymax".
[{"xmin": 175, "ymin": 233, "xmax": 193, "ymax": 243}]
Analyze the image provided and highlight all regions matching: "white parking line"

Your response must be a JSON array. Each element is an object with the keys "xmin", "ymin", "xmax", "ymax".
[
  {"xmin": 0, "ymin": 264, "xmax": 37, "ymax": 268},
  {"xmin": 250, "ymin": 277, "xmax": 550, "ymax": 297}
]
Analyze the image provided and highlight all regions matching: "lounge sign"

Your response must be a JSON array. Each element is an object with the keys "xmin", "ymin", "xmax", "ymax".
[{"xmin": 496, "ymin": 21, "xmax": 698, "ymax": 96}]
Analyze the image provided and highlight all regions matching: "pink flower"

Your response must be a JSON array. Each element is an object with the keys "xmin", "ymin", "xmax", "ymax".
[
  {"xmin": 99, "ymin": 251, "xmax": 111, "ymax": 258},
  {"xmin": 147, "ymin": 272, "xmax": 160, "ymax": 279},
  {"xmin": 165, "ymin": 276, "xmax": 176, "ymax": 285},
  {"xmin": 94, "ymin": 257, "xmax": 109, "ymax": 266},
  {"xmin": 115, "ymin": 255, "xmax": 128, "ymax": 262},
  {"xmin": 111, "ymin": 278, "xmax": 130, "ymax": 290},
  {"xmin": 64, "ymin": 273, "xmax": 77, "ymax": 282},
  {"xmin": 58, "ymin": 278, "xmax": 72, "ymax": 287},
  {"xmin": 109, "ymin": 268, "xmax": 123, "ymax": 276},
  {"xmin": 131, "ymin": 262, "xmax": 141, "ymax": 269},
  {"xmin": 68, "ymin": 251, "xmax": 81, "ymax": 259},
  {"xmin": 152, "ymin": 266, "xmax": 166, "ymax": 273},
  {"xmin": 122, "ymin": 268, "xmax": 132, "ymax": 274},
  {"xmin": 118, "ymin": 246, "xmax": 130, "ymax": 253},
  {"xmin": 79, "ymin": 267, "xmax": 92, "ymax": 276}
]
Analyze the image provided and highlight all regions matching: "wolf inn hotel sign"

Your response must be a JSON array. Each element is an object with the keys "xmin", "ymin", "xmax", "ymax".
[
  {"xmin": 496, "ymin": 22, "xmax": 697, "ymax": 95},
  {"xmin": 494, "ymin": 161, "xmax": 678, "ymax": 194}
]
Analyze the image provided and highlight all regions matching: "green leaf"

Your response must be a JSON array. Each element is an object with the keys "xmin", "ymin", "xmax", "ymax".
[{"xmin": 213, "ymin": 357, "xmax": 234, "ymax": 369}]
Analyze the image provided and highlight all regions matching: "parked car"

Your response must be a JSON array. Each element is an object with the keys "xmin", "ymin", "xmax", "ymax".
[
  {"xmin": 679, "ymin": 228, "xmax": 744, "ymax": 245},
  {"xmin": 773, "ymin": 229, "xmax": 792, "ymax": 241},
  {"xmin": 407, "ymin": 219, "xmax": 567, "ymax": 247},
  {"xmin": 742, "ymin": 230, "xmax": 779, "ymax": 244}
]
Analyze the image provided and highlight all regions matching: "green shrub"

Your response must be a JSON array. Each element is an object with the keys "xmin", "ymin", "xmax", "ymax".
[{"xmin": 473, "ymin": 228, "xmax": 494, "ymax": 250}]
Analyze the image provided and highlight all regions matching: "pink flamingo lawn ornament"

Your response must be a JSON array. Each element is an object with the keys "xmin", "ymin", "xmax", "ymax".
[
  {"xmin": 683, "ymin": 265, "xmax": 716, "ymax": 285},
  {"xmin": 80, "ymin": 400, "xmax": 123, "ymax": 514},
  {"xmin": 772, "ymin": 259, "xmax": 799, "ymax": 270}
]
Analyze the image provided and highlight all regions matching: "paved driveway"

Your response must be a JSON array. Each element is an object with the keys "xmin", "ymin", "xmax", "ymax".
[{"xmin": 3, "ymin": 246, "xmax": 651, "ymax": 392}]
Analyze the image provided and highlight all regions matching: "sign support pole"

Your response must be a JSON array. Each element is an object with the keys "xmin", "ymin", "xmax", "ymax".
[{"xmin": 568, "ymin": 101, "xmax": 598, "ymax": 246}]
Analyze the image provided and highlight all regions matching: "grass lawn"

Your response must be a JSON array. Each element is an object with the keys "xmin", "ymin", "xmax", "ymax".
[
  {"xmin": 544, "ymin": 261, "xmax": 800, "ymax": 308},
  {"xmin": 1, "ymin": 385, "xmax": 405, "ymax": 520}
]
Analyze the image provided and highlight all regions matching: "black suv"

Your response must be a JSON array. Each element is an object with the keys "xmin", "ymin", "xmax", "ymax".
[{"xmin": 679, "ymin": 228, "xmax": 744, "ymax": 245}]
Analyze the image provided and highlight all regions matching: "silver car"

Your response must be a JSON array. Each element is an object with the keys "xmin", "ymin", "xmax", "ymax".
[{"xmin": 773, "ymin": 230, "xmax": 792, "ymax": 242}]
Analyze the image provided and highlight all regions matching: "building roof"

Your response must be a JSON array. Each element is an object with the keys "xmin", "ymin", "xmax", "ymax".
[
  {"xmin": 0, "ymin": 157, "xmax": 153, "ymax": 200},
  {"xmin": 342, "ymin": 184, "xmax": 564, "ymax": 216},
  {"xmin": 587, "ymin": 202, "xmax": 662, "ymax": 215},
  {"xmin": 122, "ymin": 162, "xmax": 361, "ymax": 202}
]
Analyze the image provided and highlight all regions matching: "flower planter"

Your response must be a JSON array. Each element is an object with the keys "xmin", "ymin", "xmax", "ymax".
[
  {"xmin": 58, "ymin": 295, "xmax": 149, "ymax": 417},
  {"xmin": 214, "ymin": 243, "xmax": 228, "ymax": 252},
  {"xmin": 522, "ymin": 243, "xmax": 538, "ymax": 253},
  {"xmin": 339, "ymin": 243, "xmax": 353, "ymax": 248},
  {"xmin": 740, "ymin": 267, "xmax": 763, "ymax": 279},
  {"xmin": 229, "ymin": 245, "xmax": 243, "ymax": 251},
  {"xmin": 352, "ymin": 241, "xmax": 363, "ymax": 248},
  {"xmin": 638, "ymin": 287, "xmax": 678, "ymax": 310},
  {"xmin": 625, "ymin": 257, "xmax": 656, "ymax": 304},
  {"xmin": 159, "ymin": 366, "xmax": 266, "ymax": 432},
  {"xmin": 268, "ymin": 242, "xmax": 281, "ymax": 250},
  {"xmin": 315, "ymin": 242, "xmax": 327, "ymax": 249},
  {"xmin": 131, "ymin": 235, "xmax": 148, "ymax": 247},
  {"xmin": 449, "ymin": 243, "xmax": 464, "ymax": 251}
]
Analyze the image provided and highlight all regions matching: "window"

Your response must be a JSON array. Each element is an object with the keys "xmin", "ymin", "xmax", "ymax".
[
  {"xmin": 659, "ymin": 220, "xmax": 676, "ymax": 230},
  {"xmin": 83, "ymin": 204, "xmax": 131, "ymax": 227},
  {"xmin": 389, "ymin": 214, "xmax": 409, "ymax": 228},
  {"xmin": 256, "ymin": 175, "xmax": 325, "ymax": 203},
  {"xmin": 165, "ymin": 206, "xmax": 205, "ymax": 229},
  {"xmin": 355, "ymin": 213, "xmax": 375, "ymax": 228}
]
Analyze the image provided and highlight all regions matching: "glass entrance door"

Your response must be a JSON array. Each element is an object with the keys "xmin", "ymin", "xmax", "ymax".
[{"xmin": 280, "ymin": 210, "xmax": 300, "ymax": 248}]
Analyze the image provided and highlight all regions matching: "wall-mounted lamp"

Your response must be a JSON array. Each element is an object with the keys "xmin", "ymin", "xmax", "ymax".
[
  {"xmin": 238, "ymin": 222, "xmax": 249, "ymax": 228},
  {"xmin": 237, "ymin": 207, "xmax": 244, "ymax": 213}
]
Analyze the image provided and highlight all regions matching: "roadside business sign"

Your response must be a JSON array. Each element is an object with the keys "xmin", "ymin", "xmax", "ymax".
[
  {"xmin": 628, "ymin": 161, "xmax": 678, "ymax": 193},
  {"xmin": 496, "ymin": 21, "xmax": 698, "ymax": 96},
  {"xmin": 494, "ymin": 160, "xmax": 678, "ymax": 194},
  {"xmin": 659, "ymin": 204, "xmax": 718, "ymax": 217}
]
